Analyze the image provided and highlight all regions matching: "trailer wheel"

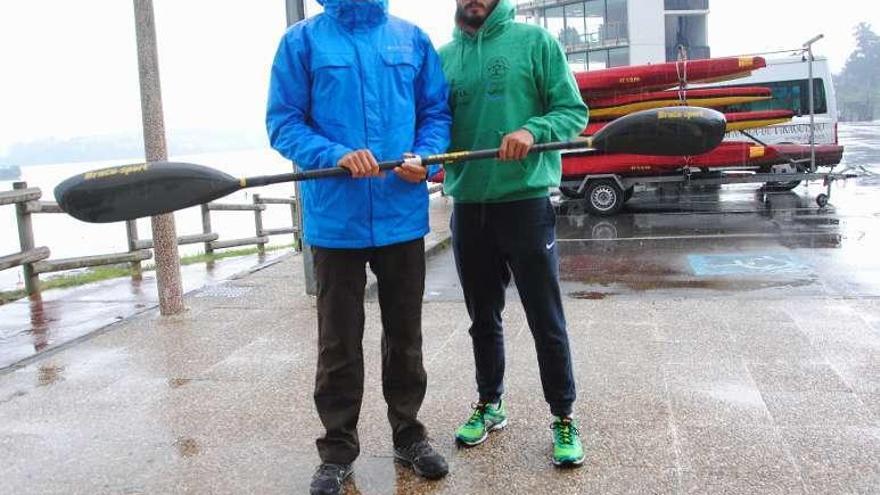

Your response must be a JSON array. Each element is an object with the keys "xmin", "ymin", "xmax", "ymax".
[
  {"xmin": 559, "ymin": 186, "xmax": 583, "ymax": 199},
  {"xmin": 816, "ymin": 193, "xmax": 829, "ymax": 208},
  {"xmin": 585, "ymin": 179, "xmax": 624, "ymax": 216}
]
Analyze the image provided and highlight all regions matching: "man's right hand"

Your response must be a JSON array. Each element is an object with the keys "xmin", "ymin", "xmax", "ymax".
[{"xmin": 338, "ymin": 149, "xmax": 381, "ymax": 178}]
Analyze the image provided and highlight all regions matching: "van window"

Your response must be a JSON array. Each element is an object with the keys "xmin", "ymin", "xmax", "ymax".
[{"xmin": 718, "ymin": 79, "xmax": 827, "ymax": 116}]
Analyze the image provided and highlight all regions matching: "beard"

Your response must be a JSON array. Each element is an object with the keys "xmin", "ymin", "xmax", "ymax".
[{"xmin": 455, "ymin": 1, "xmax": 496, "ymax": 30}]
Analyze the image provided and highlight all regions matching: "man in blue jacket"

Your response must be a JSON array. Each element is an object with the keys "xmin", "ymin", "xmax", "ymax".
[{"xmin": 266, "ymin": 1, "xmax": 452, "ymax": 493}]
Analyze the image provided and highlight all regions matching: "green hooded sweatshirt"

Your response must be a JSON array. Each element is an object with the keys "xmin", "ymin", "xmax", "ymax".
[{"xmin": 438, "ymin": 0, "xmax": 589, "ymax": 203}]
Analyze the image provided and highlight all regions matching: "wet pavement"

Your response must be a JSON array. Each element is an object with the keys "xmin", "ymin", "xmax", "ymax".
[{"xmin": 2, "ymin": 168, "xmax": 880, "ymax": 492}]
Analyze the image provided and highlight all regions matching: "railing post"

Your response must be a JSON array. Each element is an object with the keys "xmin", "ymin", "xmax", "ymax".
[
  {"xmin": 13, "ymin": 182, "xmax": 40, "ymax": 296},
  {"xmin": 125, "ymin": 220, "xmax": 143, "ymax": 280},
  {"xmin": 290, "ymin": 196, "xmax": 302, "ymax": 252},
  {"xmin": 254, "ymin": 194, "xmax": 266, "ymax": 255},
  {"xmin": 201, "ymin": 204, "xmax": 214, "ymax": 256}
]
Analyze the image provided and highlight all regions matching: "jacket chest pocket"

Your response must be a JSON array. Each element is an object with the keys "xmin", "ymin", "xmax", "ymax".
[
  {"xmin": 379, "ymin": 50, "xmax": 420, "ymax": 127},
  {"xmin": 310, "ymin": 52, "xmax": 358, "ymax": 126},
  {"xmin": 382, "ymin": 51, "xmax": 419, "ymax": 95}
]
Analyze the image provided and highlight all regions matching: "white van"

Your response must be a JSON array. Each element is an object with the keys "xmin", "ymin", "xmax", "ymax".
[{"xmin": 701, "ymin": 55, "xmax": 839, "ymax": 145}]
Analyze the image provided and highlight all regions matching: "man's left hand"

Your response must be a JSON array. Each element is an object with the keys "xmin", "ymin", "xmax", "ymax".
[
  {"xmin": 499, "ymin": 129, "xmax": 535, "ymax": 161},
  {"xmin": 393, "ymin": 153, "xmax": 428, "ymax": 183}
]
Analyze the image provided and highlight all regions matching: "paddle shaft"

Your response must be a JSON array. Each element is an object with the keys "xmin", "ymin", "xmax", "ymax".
[{"xmin": 243, "ymin": 138, "xmax": 594, "ymax": 188}]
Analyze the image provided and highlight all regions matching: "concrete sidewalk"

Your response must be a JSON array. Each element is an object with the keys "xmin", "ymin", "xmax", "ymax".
[{"xmin": 2, "ymin": 192, "xmax": 880, "ymax": 494}]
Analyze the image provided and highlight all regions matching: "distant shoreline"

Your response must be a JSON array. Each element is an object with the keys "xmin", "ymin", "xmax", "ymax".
[{"xmin": 0, "ymin": 165, "xmax": 21, "ymax": 180}]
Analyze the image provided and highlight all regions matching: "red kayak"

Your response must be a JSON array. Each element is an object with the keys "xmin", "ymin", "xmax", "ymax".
[
  {"xmin": 576, "ymin": 56, "xmax": 767, "ymax": 95},
  {"xmin": 585, "ymin": 86, "xmax": 772, "ymax": 120},
  {"xmin": 583, "ymin": 110, "xmax": 794, "ymax": 136},
  {"xmin": 561, "ymin": 142, "xmax": 844, "ymax": 178}
]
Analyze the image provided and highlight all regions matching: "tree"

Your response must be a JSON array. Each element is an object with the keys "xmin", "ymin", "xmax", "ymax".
[{"xmin": 835, "ymin": 23, "xmax": 880, "ymax": 122}]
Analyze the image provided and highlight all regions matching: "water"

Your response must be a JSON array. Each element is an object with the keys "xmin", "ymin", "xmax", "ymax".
[{"xmin": 0, "ymin": 147, "xmax": 293, "ymax": 291}]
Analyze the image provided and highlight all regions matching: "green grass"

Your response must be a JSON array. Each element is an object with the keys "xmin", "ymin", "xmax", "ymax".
[{"xmin": 0, "ymin": 243, "xmax": 295, "ymax": 305}]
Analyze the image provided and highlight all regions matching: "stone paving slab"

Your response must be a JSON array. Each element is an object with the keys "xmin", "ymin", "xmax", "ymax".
[{"xmin": 1, "ymin": 252, "xmax": 879, "ymax": 494}]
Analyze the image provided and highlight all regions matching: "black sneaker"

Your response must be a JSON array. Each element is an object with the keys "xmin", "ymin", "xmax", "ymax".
[
  {"xmin": 310, "ymin": 463, "xmax": 352, "ymax": 495},
  {"xmin": 393, "ymin": 439, "xmax": 449, "ymax": 480}
]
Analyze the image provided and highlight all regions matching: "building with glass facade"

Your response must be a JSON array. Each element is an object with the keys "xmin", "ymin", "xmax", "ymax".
[{"xmin": 516, "ymin": 0, "xmax": 709, "ymax": 71}]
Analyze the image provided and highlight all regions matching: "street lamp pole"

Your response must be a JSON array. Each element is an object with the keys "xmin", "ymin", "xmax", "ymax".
[{"xmin": 284, "ymin": 0, "xmax": 317, "ymax": 296}]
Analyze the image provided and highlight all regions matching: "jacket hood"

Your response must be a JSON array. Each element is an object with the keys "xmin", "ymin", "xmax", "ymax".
[
  {"xmin": 317, "ymin": 0, "xmax": 388, "ymax": 29},
  {"xmin": 454, "ymin": 0, "xmax": 515, "ymax": 41}
]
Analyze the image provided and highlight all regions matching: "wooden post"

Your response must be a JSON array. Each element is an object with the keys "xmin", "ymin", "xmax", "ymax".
[
  {"xmin": 125, "ymin": 220, "xmax": 143, "ymax": 280},
  {"xmin": 134, "ymin": 0, "xmax": 184, "ymax": 315},
  {"xmin": 201, "ymin": 204, "xmax": 214, "ymax": 256},
  {"xmin": 254, "ymin": 194, "xmax": 266, "ymax": 255},
  {"xmin": 13, "ymin": 182, "xmax": 40, "ymax": 296}
]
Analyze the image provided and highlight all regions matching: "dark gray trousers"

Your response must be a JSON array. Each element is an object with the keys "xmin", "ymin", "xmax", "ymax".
[{"xmin": 312, "ymin": 238, "xmax": 428, "ymax": 464}]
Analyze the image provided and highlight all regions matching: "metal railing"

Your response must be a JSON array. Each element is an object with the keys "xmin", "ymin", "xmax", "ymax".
[{"xmin": 1, "ymin": 181, "xmax": 302, "ymax": 299}]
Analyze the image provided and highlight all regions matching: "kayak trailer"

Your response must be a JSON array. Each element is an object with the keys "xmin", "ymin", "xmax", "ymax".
[{"xmin": 558, "ymin": 166, "xmax": 859, "ymax": 216}]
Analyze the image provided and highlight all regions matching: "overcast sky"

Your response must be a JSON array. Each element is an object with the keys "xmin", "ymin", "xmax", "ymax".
[{"xmin": 0, "ymin": 0, "xmax": 876, "ymax": 154}]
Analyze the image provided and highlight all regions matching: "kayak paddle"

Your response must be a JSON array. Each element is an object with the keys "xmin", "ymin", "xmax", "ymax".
[{"xmin": 55, "ymin": 106, "xmax": 726, "ymax": 223}]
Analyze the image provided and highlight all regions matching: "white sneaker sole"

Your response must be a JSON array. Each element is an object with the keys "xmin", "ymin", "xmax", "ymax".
[{"xmin": 456, "ymin": 418, "xmax": 508, "ymax": 447}]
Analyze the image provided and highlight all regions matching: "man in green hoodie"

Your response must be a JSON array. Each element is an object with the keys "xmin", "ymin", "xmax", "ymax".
[{"xmin": 439, "ymin": 0, "xmax": 589, "ymax": 467}]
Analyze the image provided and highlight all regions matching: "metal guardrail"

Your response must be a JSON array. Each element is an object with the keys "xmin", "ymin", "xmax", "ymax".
[{"xmin": 1, "ymin": 181, "xmax": 303, "ymax": 299}]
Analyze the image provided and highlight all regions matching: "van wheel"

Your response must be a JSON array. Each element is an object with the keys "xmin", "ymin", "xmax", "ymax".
[
  {"xmin": 816, "ymin": 193, "xmax": 829, "ymax": 208},
  {"xmin": 585, "ymin": 179, "xmax": 624, "ymax": 216}
]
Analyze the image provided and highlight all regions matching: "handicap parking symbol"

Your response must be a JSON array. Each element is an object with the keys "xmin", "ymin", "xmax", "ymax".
[{"xmin": 687, "ymin": 253, "xmax": 810, "ymax": 276}]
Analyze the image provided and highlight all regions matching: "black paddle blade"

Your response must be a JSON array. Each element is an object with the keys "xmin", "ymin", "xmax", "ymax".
[
  {"xmin": 591, "ymin": 106, "xmax": 726, "ymax": 156},
  {"xmin": 55, "ymin": 162, "xmax": 241, "ymax": 223}
]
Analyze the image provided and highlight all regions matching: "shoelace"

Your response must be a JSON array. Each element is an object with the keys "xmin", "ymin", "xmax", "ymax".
[
  {"xmin": 315, "ymin": 463, "xmax": 347, "ymax": 481},
  {"xmin": 551, "ymin": 419, "xmax": 579, "ymax": 446},
  {"xmin": 465, "ymin": 402, "xmax": 489, "ymax": 427},
  {"xmin": 404, "ymin": 440, "xmax": 435, "ymax": 461}
]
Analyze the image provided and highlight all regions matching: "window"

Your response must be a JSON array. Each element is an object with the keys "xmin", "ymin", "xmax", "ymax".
[
  {"xmin": 719, "ymin": 79, "xmax": 828, "ymax": 115},
  {"xmin": 605, "ymin": 0, "xmax": 628, "ymax": 44},
  {"xmin": 564, "ymin": 2, "xmax": 587, "ymax": 47},
  {"xmin": 665, "ymin": 0, "xmax": 709, "ymax": 10},
  {"xmin": 608, "ymin": 47, "xmax": 629, "ymax": 67},
  {"xmin": 584, "ymin": 0, "xmax": 604, "ymax": 46},
  {"xmin": 568, "ymin": 52, "xmax": 588, "ymax": 72},
  {"xmin": 588, "ymin": 49, "xmax": 609, "ymax": 70},
  {"xmin": 545, "ymin": 7, "xmax": 566, "ymax": 46}
]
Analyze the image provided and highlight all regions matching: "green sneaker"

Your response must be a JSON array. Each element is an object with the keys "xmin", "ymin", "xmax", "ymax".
[
  {"xmin": 551, "ymin": 417, "xmax": 585, "ymax": 467},
  {"xmin": 455, "ymin": 401, "xmax": 508, "ymax": 446}
]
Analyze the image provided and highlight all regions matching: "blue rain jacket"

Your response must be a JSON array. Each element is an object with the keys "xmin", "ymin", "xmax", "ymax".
[{"xmin": 267, "ymin": 0, "xmax": 452, "ymax": 249}]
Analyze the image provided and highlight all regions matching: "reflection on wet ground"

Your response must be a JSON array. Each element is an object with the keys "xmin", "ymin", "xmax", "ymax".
[
  {"xmin": 551, "ymin": 180, "xmax": 879, "ymax": 300},
  {"xmin": 425, "ymin": 179, "xmax": 879, "ymax": 301},
  {"xmin": 0, "ymin": 251, "xmax": 288, "ymax": 370}
]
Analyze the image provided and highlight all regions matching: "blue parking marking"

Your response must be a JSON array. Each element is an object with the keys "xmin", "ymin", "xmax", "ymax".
[{"xmin": 687, "ymin": 253, "xmax": 810, "ymax": 276}]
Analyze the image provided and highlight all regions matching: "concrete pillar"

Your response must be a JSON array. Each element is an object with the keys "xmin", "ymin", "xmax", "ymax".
[{"xmin": 133, "ymin": 0, "xmax": 185, "ymax": 315}]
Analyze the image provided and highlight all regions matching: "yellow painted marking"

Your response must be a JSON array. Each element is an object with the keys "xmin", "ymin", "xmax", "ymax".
[
  {"xmin": 83, "ymin": 163, "xmax": 149, "ymax": 181},
  {"xmin": 738, "ymin": 57, "xmax": 755, "ymax": 68},
  {"xmin": 591, "ymin": 96, "xmax": 770, "ymax": 119}
]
